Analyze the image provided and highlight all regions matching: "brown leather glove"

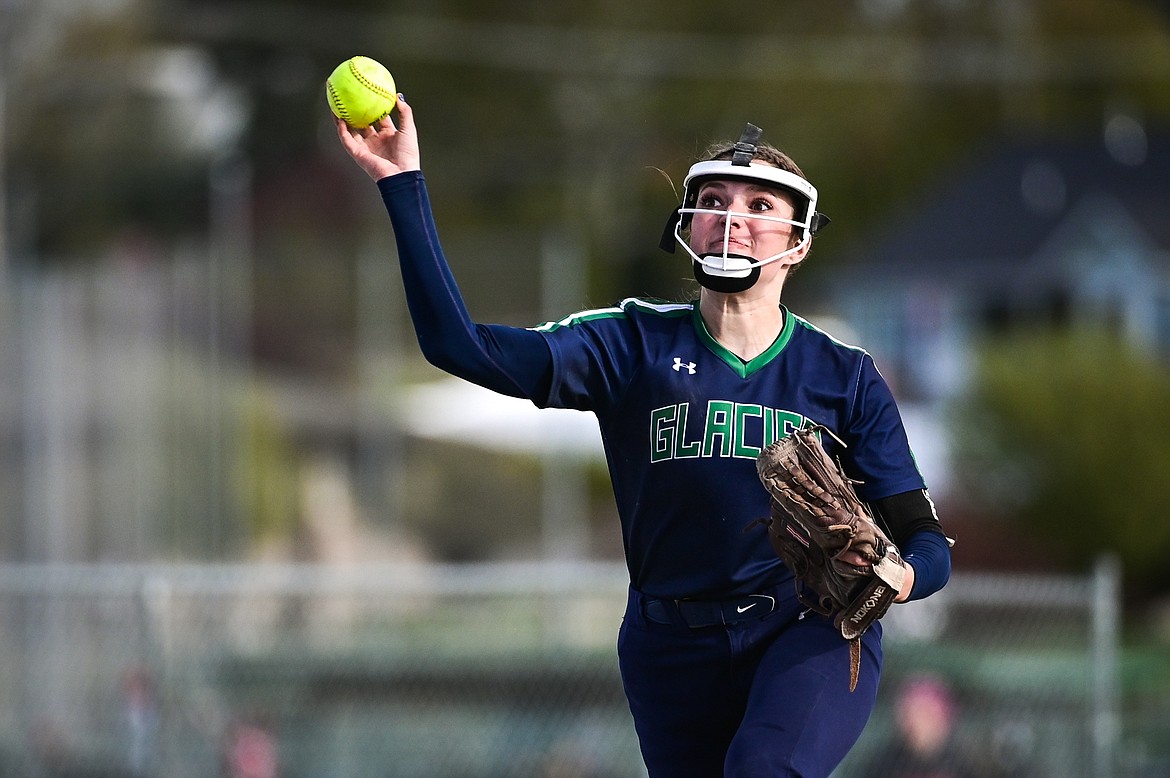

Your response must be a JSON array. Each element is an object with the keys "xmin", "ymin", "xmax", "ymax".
[{"xmin": 755, "ymin": 425, "xmax": 907, "ymax": 640}]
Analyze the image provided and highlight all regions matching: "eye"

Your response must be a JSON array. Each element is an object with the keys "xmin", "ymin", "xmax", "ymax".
[
  {"xmin": 748, "ymin": 196, "xmax": 775, "ymax": 213},
  {"xmin": 697, "ymin": 193, "xmax": 724, "ymax": 209}
]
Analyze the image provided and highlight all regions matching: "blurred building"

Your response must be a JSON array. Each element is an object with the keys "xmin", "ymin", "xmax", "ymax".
[
  {"xmin": 833, "ymin": 124, "xmax": 1170, "ymax": 406},
  {"xmin": 820, "ymin": 126, "xmax": 1170, "ymax": 512}
]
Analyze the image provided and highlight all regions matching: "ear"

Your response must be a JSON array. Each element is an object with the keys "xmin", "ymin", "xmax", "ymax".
[{"xmin": 785, "ymin": 236, "xmax": 813, "ymax": 268}]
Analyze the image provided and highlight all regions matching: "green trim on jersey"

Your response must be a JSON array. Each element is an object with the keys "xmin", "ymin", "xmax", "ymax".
[
  {"xmin": 691, "ymin": 306, "xmax": 798, "ymax": 379},
  {"xmin": 531, "ymin": 297, "xmax": 693, "ymax": 332},
  {"xmin": 532, "ymin": 298, "xmax": 864, "ymax": 381}
]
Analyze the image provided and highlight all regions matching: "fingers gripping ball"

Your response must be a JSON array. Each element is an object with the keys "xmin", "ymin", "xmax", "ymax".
[{"xmin": 326, "ymin": 56, "xmax": 397, "ymax": 129}]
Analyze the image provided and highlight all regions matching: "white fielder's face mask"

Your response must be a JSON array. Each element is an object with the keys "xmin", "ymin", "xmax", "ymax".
[
  {"xmin": 657, "ymin": 124, "xmax": 829, "ymax": 294},
  {"xmin": 673, "ymin": 160, "xmax": 819, "ymax": 293}
]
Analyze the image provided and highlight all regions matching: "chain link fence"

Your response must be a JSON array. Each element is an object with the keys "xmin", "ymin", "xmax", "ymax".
[{"xmin": 0, "ymin": 559, "xmax": 1162, "ymax": 778}]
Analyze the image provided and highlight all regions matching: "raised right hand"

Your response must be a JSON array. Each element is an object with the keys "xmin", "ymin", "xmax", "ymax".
[{"xmin": 334, "ymin": 94, "xmax": 420, "ymax": 181}]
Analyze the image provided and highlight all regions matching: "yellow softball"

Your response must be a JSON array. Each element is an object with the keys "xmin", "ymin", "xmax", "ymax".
[{"xmin": 325, "ymin": 56, "xmax": 397, "ymax": 129}]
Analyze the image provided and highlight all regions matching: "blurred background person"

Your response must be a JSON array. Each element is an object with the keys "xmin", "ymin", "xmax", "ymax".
[{"xmin": 862, "ymin": 673, "xmax": 974, "ymax": 778}]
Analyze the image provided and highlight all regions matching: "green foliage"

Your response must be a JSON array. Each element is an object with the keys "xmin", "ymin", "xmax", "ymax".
[{"xmin": 953, "ymin": 328, "xmax": 1170, "ymax": 597}]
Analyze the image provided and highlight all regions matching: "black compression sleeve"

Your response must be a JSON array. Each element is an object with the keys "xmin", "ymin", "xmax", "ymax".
[
  {"xmin": 869, "ymin": 489, "xmax": 946, "ymax": 545},
  {"xmin": 871, "ymin": 489, "xmax": 953, "ymax": 601}
]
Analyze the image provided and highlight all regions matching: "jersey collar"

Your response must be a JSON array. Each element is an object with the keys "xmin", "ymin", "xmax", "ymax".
[{"xmin": 691, "ymin": 304, "xmax": 796, "ymax": 378}]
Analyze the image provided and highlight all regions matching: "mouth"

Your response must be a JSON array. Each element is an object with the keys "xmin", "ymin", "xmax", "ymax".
[{"xmin": 710, "ymin": 238, "xmax": 750, "ymax": 253}]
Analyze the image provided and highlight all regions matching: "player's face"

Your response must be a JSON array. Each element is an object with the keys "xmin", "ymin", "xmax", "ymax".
[{"xmin": 687, "ymin": 180, "xmax": 799, "ymax": 262}]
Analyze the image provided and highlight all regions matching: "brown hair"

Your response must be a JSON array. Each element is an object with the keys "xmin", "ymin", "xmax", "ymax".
[{"xmin": 698, "ymin": 140, "xmax": 808, "ymax": 180}]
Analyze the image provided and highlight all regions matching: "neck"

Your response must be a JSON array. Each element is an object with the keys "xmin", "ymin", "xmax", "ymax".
[{"xmin": 699, "ymin": 289, "xmax": 785, "ymax": 362}]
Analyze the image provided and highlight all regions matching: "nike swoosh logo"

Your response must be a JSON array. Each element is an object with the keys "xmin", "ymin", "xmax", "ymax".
[{"xmin": 736, "ymin": 603, "xmax": 757, "ymax": 614}]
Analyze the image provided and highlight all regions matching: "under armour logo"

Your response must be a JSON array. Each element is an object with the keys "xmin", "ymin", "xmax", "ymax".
[{"xmin": 672, "ymin": 358, "xmax": 697, "ymax": 374}]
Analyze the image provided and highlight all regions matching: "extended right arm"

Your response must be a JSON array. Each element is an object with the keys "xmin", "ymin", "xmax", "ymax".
[
  {"xmin": 335, "ymin": 98, "xmax": 552, "ymax": 401},
  {"xmin": 378, "ymin": 172, "xmax": 552, "ymax": 400}
]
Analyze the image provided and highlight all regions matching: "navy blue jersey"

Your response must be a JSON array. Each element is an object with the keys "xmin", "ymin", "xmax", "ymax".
[
  {"xmin": 378, "ymin": 171, "xmax": 945, "ymax": 604},
  {"xmin": 533, "ymin": 299, "xmax": 925, "ymax": 599}
]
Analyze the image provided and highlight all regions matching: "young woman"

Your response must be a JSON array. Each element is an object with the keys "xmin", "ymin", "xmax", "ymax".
[{"xmin": 336, "ymin": 100, "xmax": 952, "ymax": 778}]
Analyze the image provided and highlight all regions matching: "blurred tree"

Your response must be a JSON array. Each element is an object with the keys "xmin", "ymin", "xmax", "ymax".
[{"xmin": 951, "ymin": 328, "xmax": 1170, "ymax": 601}]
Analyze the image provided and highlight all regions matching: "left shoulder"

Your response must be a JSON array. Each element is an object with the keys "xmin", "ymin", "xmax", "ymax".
[
  {"xmin": 785, "ymin": 310, "xmax": 877, "ymax": 375},
  {"xmin": 787, "ymin": 310, "xmax": 869, "ymax": 355}
]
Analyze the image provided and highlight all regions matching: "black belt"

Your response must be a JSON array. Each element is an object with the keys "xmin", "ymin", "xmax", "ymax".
[{"xmin": 643, "ymin": 593, "xmax": 776, "ymax": 628}]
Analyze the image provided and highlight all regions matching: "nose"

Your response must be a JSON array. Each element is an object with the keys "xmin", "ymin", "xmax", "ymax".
[{"xmin": 717, "ymin": 203, "xmax": 746, "ymax": 227}]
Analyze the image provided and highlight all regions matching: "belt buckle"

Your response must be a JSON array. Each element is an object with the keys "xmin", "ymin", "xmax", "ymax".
[{"xmin": 644, "ymin": 598, "xmax": 674, "ymax": 625}]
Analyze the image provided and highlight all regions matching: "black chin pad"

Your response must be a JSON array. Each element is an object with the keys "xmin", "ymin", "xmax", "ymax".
[{"xmin": 692, "ymin": 258, "xmax": 761, "ymax": 294}]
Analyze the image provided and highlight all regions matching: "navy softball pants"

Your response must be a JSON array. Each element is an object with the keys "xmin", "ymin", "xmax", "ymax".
[{"xmin": 618, "ymin": 586, "xmax": 882, "ymax": 778}]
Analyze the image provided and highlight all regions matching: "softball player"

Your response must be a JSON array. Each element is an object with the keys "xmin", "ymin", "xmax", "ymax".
[{"xmin": 336, "ymin": 100, "xmax": 952, "ymax": 778}]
